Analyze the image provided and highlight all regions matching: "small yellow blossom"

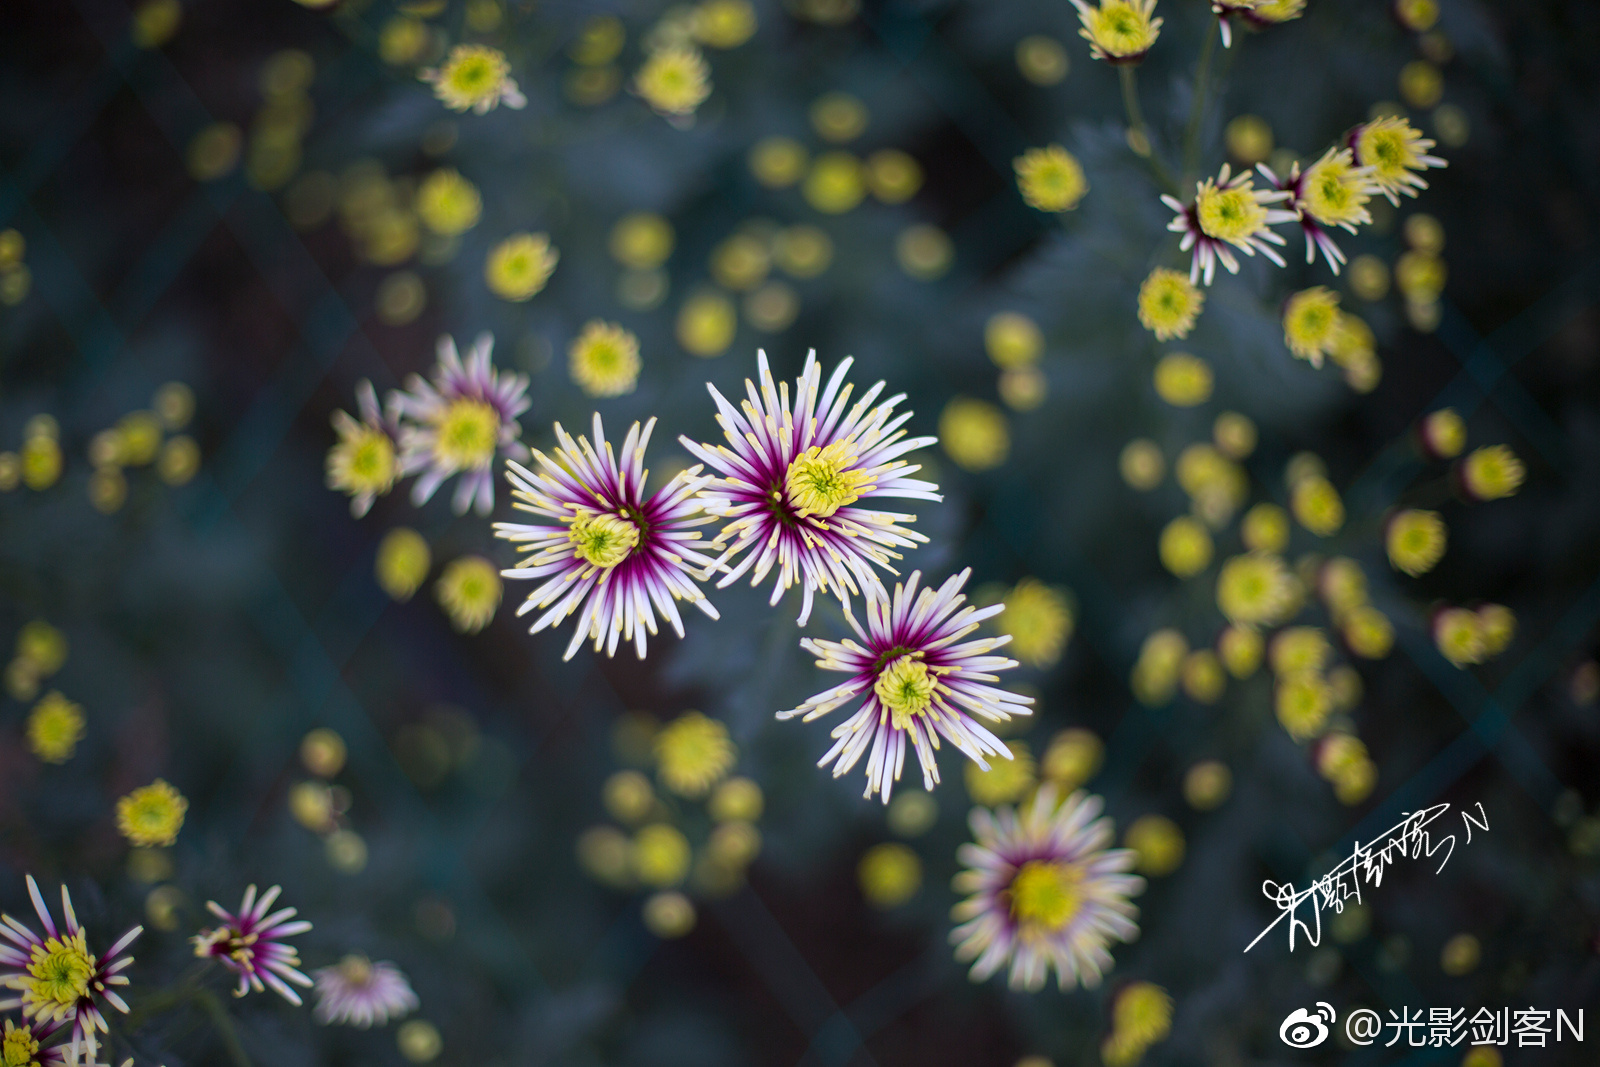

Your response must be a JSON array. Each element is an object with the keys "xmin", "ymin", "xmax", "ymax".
[
  {"xmin": 676, "ymin": 290, "xmax": 737, "ymax": 356},
  {"xmin": 749, "ymin": 137, "xmax": 808, "ymax": 188},
  {"xmin": 1459, "ymin": 444, "xmax": 1525, "ymax": 501},
  {"xmin": 1183, "ymin": 760, "xmax": 1232, "ymax": 809},
  {"xmin": 376, "ymin": 527, "xmax": 430, "ymax": 601},
  {"xmin": 1119, "ymin": 439, "xmax": 1164, "ymax": 490},
  {"xmin": 568, "ymin": 321, "xmax": 642, "ymax": 398},
  {"xmin": 1041, "ymin": 728, "xmax": 1103, "ymax": 789},
  {"xmin": 1241, "ymin": 503, "xmax": 1289, "ymax": 553},
  {"xmin": 1124, "ymin": 814, "xmax": 1184, "ymax": 876},
  {"xmin": 1354, "ymin": 116, "xmax": 1446, "ymax": 204},
  {"xmin": 1152, "ymin": 352, "xmax": 1212, "ymax": 407},
  {"xmin": 1070, "ymin": 0, "xmax": 1162, "ymax": 62},
  {"xmin": 1478, "ymin": 603, "xmax": 1515, "ymax": 657},
  {"xmin": 434, "ymin": 555, "xmax": 501, "ymax": 633},
  {"xmin": 1181, "ymin": 650, "xmax": 1225, "ymax": 703},
  {"xmin": 1433, "ymin": 607, "xmax": 1485, "ymax": 667},
  {"xmin": 692, "ymin": 0, "xmax": 757, "ymax": 48},
  {"xmin": 1282, "ymin": 287, "xmax": 1342, "ymax": 366},
  {"xmin": 939, "ymin": 398, "xmax": 1009, "ymax": 471},
  {"xmin": 1319, "ymin": 556, "xmax": 1367, "ymax": 618},
  {"xmin": 415, "ymin": 169, "xmax": 482, "ymax": 236},
  {"xmin": 655, "ymin": 711, "xmax": 735, "ymax": 798},
  {"xmin": 998, "ymin": 578, "xmax": 1074, "ymax": 668},
  {"xmin": 117, "ymin": 778, "xmax": 189, "ymax": 846},
  {"xmin": 485, "ymin": 233, "xmax": 558, "ymax": 301},
  {"xmin": 1387, "ymin": 508, "xmax": 1447, "ymax": 576},
  {"xmin": 709, "ymin": 776, "xmax": 763, "ymax": 822},
  {"xmin": 1420, "ymin": 407, "xmax": 1466, "ymax": 458},
  {"xmin": 26, "ymin": 691, "xmax": 85, "ymax": 764},
  {"xmin": 1216, "ymin": 552, "xmax": 1295, "ymax": 626},
  {"xmin": 642, "ymin": 890, "xmax": 696, "ymax": 937},
  {"xmin": 1131, "ymin": 629, "xmax": 1187, "ymax": 706},
  {"xmin": 1159, "ymin": 516, "xmax": 1213, "ymax": 578},
  {"xmin": 634, "ymin": 824, "xmax": 692, "ymax": 887},
  {"xmin": 1104, "ymin": 982, "xmax": 1173, "ymax": 1066},
  {"xmin": 1225, "ymin": 115, "xmax": 1273, "ymax": 165},
  {"xmin": 1014, "ymin": 145, "xmax": 1087, "ymax": 212},
  {"xmin": 984, "ymin": 312, "xmax": 1043, "ymax": 368},
  {"xmin": 1218, "ymin": 624, "xmax": 1263, "ymax": 678},
  {"xmin": 1291, "ymin": 475, "xmax": 1344, "ymax": 536},
  {"xmin": 1298, "ymin": 147, "xmax": 1374, "ymax": 230},
  {"xmin": 1276, "ymin": 671, "xmax": 1332, "ymax": 740},
  {"xmin": 802, "ymin": 151, "xmax": 866, "ymax": 213},
  {"xmin": 1269, "ymin": 626, "xmax": 1330, "ymax": 675},
  {"xmin": 858, "ymin": 843, "xmax": 921, "ymax": 908},
  {"xmin": 866, "ymin": 148, "xmax": 922, "ymax": 203},
  {"xmin": 809, "ymin": 92, "xmax": 869, "ymax": 143},
  {"xmin": 1251, "ymin": 0, "xmax": 1305, "ymax": 22},
  {"xmin": 1137, "ymin": 268, "xmax": 1204, "ymax": 341},
  {"xmin": 635, "ymin": 46, "xmax": 711, "ymax": 116},
  {"xmin": 1195, "ymin": 171, "xmax": 1275, "ymax": 246},
  {"xmin": 1343, "ymin": 605, "xmax": 1395, "ymax": 659},
  {"xmin": 965, "ymin": 741, "xmax": 1036, "ymax": 806},
  {"xmin": 20, "ymin": 434, "xmax": 62, "ymax": 491},
  {"xmin": 422, "ymin": 45, "xmax": 525, "ymax": 114},
  {"xmin": 610, "ymin": 213, "xmax": 675, "ymax": 269}
]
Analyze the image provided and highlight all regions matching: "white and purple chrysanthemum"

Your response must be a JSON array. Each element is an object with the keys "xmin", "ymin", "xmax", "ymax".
[
  {"xmin": 0, "ymin": 876, "xmax": 141, "ymax": 1066},
  {"xmin": 0, "ymin": 1017, "xmax": 75, "ymax": 1067},
  {"xmin": 679, "ymin": 351, "xmax": 941, "ymax": 625},
  {"xmin": 495, "ymin": 413, "xmax": 721, "ymax": 660},
  {"xmin": 312, "ymin": 955, "xmax": 418, "ymax": 1028},
  {"xmin": 326, "ymin": 379, "xmax": 401, "ymax": 518},
  {"xmin": 192, "ymin": 885, "xmax": 313, "ymax": 1005},
  {"xmin": 1257, "ymin": 146, "xmax": 1378, "ymax": 274},
  {"xmin": 390, "ymin": 332, "xmax": 531, "ymax": 516},
  {"xmin": 1162, "ymin": 164, "xmax": 1296, "ymax": 285},
  {"xmin": 951, "ymin": 787, "xmax": 1144, "ymax": 992},
  {"xmin": 780, "ymin": 568, "xmax": 1032, "ymax": 803}
]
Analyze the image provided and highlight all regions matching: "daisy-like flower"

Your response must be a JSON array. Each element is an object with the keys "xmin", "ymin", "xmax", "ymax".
[
  {"xmin": 1348, "ymin": 117, "xmax": 1446, "ymax": 205},
  {"xmin": 568, "ymin": 321, "xmax": 642, "ymax": 398},
  {"xmin": 0, "ymin": 1017, "xmax": 73, "ymax": 1067},
  {"xmin": 951, "ymin": 787, "xmax": 1143, "ymax": 991},
  {"xmin": 1136, "ymin": 267, "xmax": 1204, "ymax": 341},
  {"xmin": 1209, "ymin": 0, "xmax": 1269, "ymax": 46},
  {"xmin": 420, "ymin": 44, "xmax": 527, "ymax": 114},
  {"xmin": 326, "ymin": 381, "xmax": 399, "ymax": 518},
  {"xmin": 495, "ymin": 414, "xmax": 721, "ymax": 660},
  {"xmin": 634, "ymin": 45, "xmax": 711, "ymax": 118},
  {"xmin": 391, "ymin": 333, "xmax": 531, "ymax": 516},
  {"xmin": 1215, "ymin": 552, "xmax": 1295, "ymax": 626},
  {"xmin": 1013, "ymin": 145, "xmax": 1089, "ymax": 212},
  {"xmin": 25, "ymin": 692, "xmax": 84, "ymax": 765},
  {"xmin": 1386, "ymin": 508, "xmax": 1447, "ymax": 576},
  {"xmin": 781, "ymin": 569, "xmax": 1032, "ymax": 803},
  {"xmin": 0, "ymin": 877, "xmax": 141, "ymax": 1066},
  {"xmin": 1458, "ymin": 444, "xmax": 1525, "ymax": 502},
  {"xmin": 311, "ymin": 955, "xmax": 418, "ymax": 1028},
  {"xmin": 679, "ymin": 351, "xmax": 941, "ymax": 625},
  {"xmin": 1259, "ymin": 147, "xmax": 1377, "ymax": 273},
  {"xmin": 1244, "ymin": 0, "xmax": 1305, "ymax": 23},
  {"xmin": 1162, "ymin": 165, "xmax": 1294, "ymax": 285},
  {"xmin": 1070, "ymin": 0, "xmax": 1162, "ymax": 63},
  {"xmin": 114, "ymin": 779, "xmax": 188, "ymax": 848},
  {"xmin": 1282, "ymin": 286, "xmax": 1343, "ymax": 366},
  {"xmin": 192, "ymin": 885, "xmax": 313, "ymax": 1005}
]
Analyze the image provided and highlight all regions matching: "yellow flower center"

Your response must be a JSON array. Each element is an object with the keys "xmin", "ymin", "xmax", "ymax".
[
  {"xmin": 568, "ymin": 511, "xmax": 640, "ymax": 569},
  {"xmin": 345, "ymin": 429, "xmax": 395, "ymax": 488},
  {"xmin": 1301, "ymin": 154, "xmax": 1370, "ymax": 226},
  {"xmin": 24, "ymin": 934, "xmax": 94, "ymax": 1015},
  {"xmin": 874, "ymin": 655, "xmax": 936, "ymax": 730},
  {"xmin": 337, "ymin": 954, "xmax": 374, "ymax": 988},
  {"xmin": 1084, "ymin": 1, "xmax": 1157, "ymax": 55},
  {"xmin": 1360, "ymin": 126, "xmax": 1409, "ymax": 179},
  {"xmin": 2, "ymin": 1026, "xmax": 39, "ymax": 1067},
  {"xmin": 432, "ymin": 398, "xmax": 500, "ymax": 470},
  {"xmin": 1197, "ymin": 184, "xmax": 1267, "ymax": 242},
  {"xmin": 447, "ymin": 56, "xmax": 497, "ymax": 97},
  {"xmin": 784, "ymin": 441, "xmax": 870, "ymax": 518},
  {"xmin": 1009, "ymin": 859, "xmax": 1085, "ymax": 931}
]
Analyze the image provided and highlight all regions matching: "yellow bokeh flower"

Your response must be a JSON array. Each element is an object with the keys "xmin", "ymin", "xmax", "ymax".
[
  {"xmin": 965, "ymin": 741, "xmax": 1036, "ymax": 806},
  {"xmin": 1420, "ymin": 407, "xmax": 1466, "ymax": 459},
  {"xmin": 1282, "ymin": 287, "xmax": 1342, "ymax": 366},
  {"xmin": 1275, "ymin": 671, "xmax": 1332, "ymax": 741},
  {"xmin": 1070, "ymin": 0, "xmax": 1162, "ymax": 62},
  {"xmin": 1459, "ymin": 444, "xmax": 1525, "ymax": 502},
  {"xmin": 1217, "ymin": 624, "xmax": 1263, "ymax": 678},
  {"xmin": 485, "ymin": 232, "xmax": 558, "ymax": 301},
  {"xmin": 434, "ymin": 555, "xmax": 501, "ymax": 633},
  {"xmin": 998, "ymin": 578, "xmax": 1075, "ymax": 668},
  {"xmin": 858, "ymin": 842, "xmax": 921, "ymax": 908},
  {"xmin": 1124, "ymin": 814, "xmax": 1184, "ymax": 876},
  {"xmin": 1159, "ymin": 516, "xmax": 1213, "ymax": 578},
  {"xmin": 415, "ymin": 169, "xmax": 482, "ymax": 236},
  {"xmin": 1014, "ymin": 145, "xmax": 1087, "ymax": 212},
  {"xmin": 634, "ymin": 46, "xmax": 711, "ymax": 116},
  {"xmin": 693, "ymin": 0, "xmax": 757, "ymax": 48},
  {"xmin": 116, "ymin": 778, "xmax": 189, "ymax": 847},
  {"xmin": 376, "ymin": 527, "xmax": 431, "ymax": 601},
  {"xmin": 654, "ymin": 711, "xmax": 735, "ymax": 798},
  {"xmin": 1433, "ymin": 607, "xmax": 1485, "ymax": 667},
  {"xmin": 1216, "ymin": 552, "xmax": 1295, "ymax": 626},
  {"xmin": 939, "ymin": 398, "xmax": 1009, "ymax": 471},
  {"xmin": 1291, "ymin": 475, "xmax": 1344, "ymax": 536},
  {"xmin": 1241, "ymin": 503, "xmax": 1289, "ymax": 553},
  {"xmin": 1137, "ymin": 268, "xmax": 1203, "ymax": 341},
  {"xmin": 676, "ymin": 290, "xmax": 737, "ymax": 356},
  {"xmin": 1131, "ymin": 629, "xmax": 1187, "ymax": 706},
  {"xmin": 1152, "ymin": 352, "xmax": 1212, "ymax": 407},
  {"xmin": 802, "ymin": 152, "xmax": 866, "ymax": 213},
  {"xmin": 749, "ymin": 137, "xmax": 808, "ymax": 188},
  {"xmin": 1040, "ymin": 728, "xmax": 1103, "ymax": 790},
  {"xmin": 26, "ymin": 691, "xmax": 85, "ymax": 764},
  {"xmin": 610, "ymin": 213, "xmax": 675, "ymax": 270},
  {"xmin": 1387, "ymin": 508, "xmax": 1447, "ymax": 576},
  {"xmin": 634, "ymin": 824, "xmax": 692, "ymax": 887},
  {"xmin": 568, "ymin": 321, "xmax": 642, "ymax": 398},
  {"xmin": 984, "ymin": 312, "xmax": 1043, "ymax": 369},
  {"xmin": 1343, "ymin": 605, "xmax": 1395, "ymax": 659},
  {"xmin": 422, "ymin": 44, "xmax": 525, "ymax": 114}
]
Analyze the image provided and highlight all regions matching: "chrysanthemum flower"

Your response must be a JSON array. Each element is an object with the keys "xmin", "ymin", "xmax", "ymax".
[
  {"xmin": 1275, "ymin": 671, "xmax": 1332, "ymax": 740},
  {"xmin": 312, "ymin": 955, "xmax": 418, "ymax": 1028},
  {"xmin": 951, "ymin": 787, "xmax": 1143, "ymax": 991},
  {"xmin": 0, "ymin": 1017, "xmax": 72, "ymax": 1067},
  {"xmin": 420, "ymin": 44, "xmax": 526, "ymax": 114},
  {"xmin": 1458, "ymin": 444, "xmax": 1525, "ymax": 501},
  {"xmin": 415, "ymin": 169, "xmax": 482, "ymax": 237},
  {"xmin": 0, "ymin": 877, "xmax": 141, "ymax": 1065},
  {"xmin": 996, "ymin": 578, "xmax": 1074, "ymax": 669},
  {"xmin": 1419, "ymin": 407, "xmax": 1467, "ymax": 459},
  {"xmin": 1282, "ymin": 287, "xmax": 1343, "ymax": 366},
  {"xmin": 326, "ymin": 381, "xmax": 399, "ymax": 518},
  {"xmin": 568, "ymin": 321, "xmax": 642, "ymax": 398},
  {"xmin": 1386, "ymin": 508, "xmax": 1447, "ymax": 576},
  {"xmin": 496, "ymin": 414, "xmax": 721, "ymax": 660},
  {"xmin": 1244, "ymin": 0, "xmax": 1305, "ymax": 23},
  {"xmin": 1432, "ymin": 607, "xmax": 1485, "ymax": 667},
  {"xmin": 782, "ymin": 569, "xmax": 1031, "ymax": 803},
  {"xmin": 1291, "ymin": 474, "xmax": 1344, "ymax": 536},
  {"xmin": 485, "ymin": 233, "xmax": 559, "ymax": 302},
  {"xmin": 192, "ymin": 885, "xmax": 313, "ymax": 1005},
  {"xmin": 1013, "ymin": 145, "xmax": 1088, "ymax": 212},
  {"xmin": 1162, "ymin": 165, "xmax": 1294, "ymax": 285},
  {"xmin": 1208, "ymin": 0, "xmax": 1269, "ymax": 47},
  {"xmin": 939, "ymin": 398, "xmax": 1009, "ymax": 472},
  {"xmin": 1215, "ymin": 552, "xmax": 1295, "ymax": 625},
  {"xmin": 391, "ymin": 333, "xmax": 530, "ymax": 516},
  {"xmin": 1070, "ymin": 0, "xmax": 1162, "ymax": 63},
  {"xmin": 375, "ymin": 527, "xmax": 430, "ymax": 602},
  {"xmin": 433, "ymin": 556, "xmax": 502, "ymax": 633},
  {"xmin": 679, "ymin": 351, "xmax": 941, "ymax": 624},
  {"xmin": 1102, "ymin": 982, "xmax": 1174, "ymax": 1066},
  {"xmin": 115, "ymin": 779, "xmax": 188, "ymax": 848},
  {"xmin": 1260, "ymin": 147, "xmax": 1376, "ymax": 273},
  {"xmin": 1348, "ymin": 117, "xmax": 1446, "ymax": 205},
  {"xmin": 1136, "ymin": 268, "xmax": 1204, "ymax": 341},
  {"xmin": 634, "ymin": 45, "xmax": 711, "ymax": 117},
  {"xmin": 25, "ymin": 692, "xmax": 84, "ymax": 765},
  {"xmin": 653, "ymin": 711, "xmax": 735, "ymax": 798}
]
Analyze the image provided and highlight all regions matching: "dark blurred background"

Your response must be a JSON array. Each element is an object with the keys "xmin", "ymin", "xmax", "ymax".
[{"xmin": 1, "ymin": 0, "xmax": 1598, "ymax": 1063}]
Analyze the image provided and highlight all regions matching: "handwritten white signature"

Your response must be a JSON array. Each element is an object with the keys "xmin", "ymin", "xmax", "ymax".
[{"xmin": 1245, "ymin": 801, "xmax": 1489, "ymax": 953}]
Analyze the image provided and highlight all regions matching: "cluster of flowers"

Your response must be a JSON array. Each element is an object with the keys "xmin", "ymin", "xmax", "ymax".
[{"xmin": 577, "ymin": 712, "xmax": 764, "ymax": 938}]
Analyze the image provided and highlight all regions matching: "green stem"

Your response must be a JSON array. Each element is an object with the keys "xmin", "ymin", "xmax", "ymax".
[
  {"xmin": 1118, "ymin": 65, "xmax": 1178, "ymax": 197},
  {"xmin": 196, "ymin": 989, "xmax": 254, "ymax": 1067},
  {"xmin": 1182, "ymin": 19, "xmax": 1220, "ymax": 182}
]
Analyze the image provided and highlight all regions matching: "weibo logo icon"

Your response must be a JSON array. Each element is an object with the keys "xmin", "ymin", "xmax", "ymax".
[{"xmin": 1279, "ymin": 1003, "xmax": 1335, "ymax": 1048}]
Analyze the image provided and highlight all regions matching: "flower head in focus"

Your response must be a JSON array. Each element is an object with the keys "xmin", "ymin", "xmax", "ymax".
[
  {"xmin": 782, "ymin": 569, "xmax": 1032, "ymax": 803},
  {"xmin": 391, "ymin": 333, "xmax": 531, "ymax": 516},
  {"xmin": 1070, "ymin": 0, "xmax": 1162, "ymax": 63},
  {"xmin": 679, "ymin": 351, "xmax": 941, "ymax": 625},
  {"xmin": 1136, "ymin": 268, "xmax": 1204, "ymax": 341},
  {"xmin": 0, "ymin": 877, "xmax": 141, "ymax": 1065},
  {"xmin": 1259, "ymin": 147, "xmax": 1377, "ymax": 273},
  {"xmin": 951, "ymin": 787, "xmax": 1143, "ymax": 991},
  {"xmin": 192, "ymin": 885, "xmax": 313, "ymax": 1004},
  {"xmin": 326, "ymin": 381, "xmax": 399, "ymax": 518},
  {"xmin": 1348, "ymin": 117, "xmax": 1447, "ymax": 205},
  {"xmin": 115, "ymin": 779, "xmax": 188, "ymax": 847},
  {"xmin": 312, "ymin": 955, "xmax": 418, "ymax": 1028},
  {"xmin": 421, "ymin": 45, "xmax": 526, "ymax": 114},
  {"xmin": 496, "ymin": 414, "xmax": 720, "ymax": 660},
  {"xmin": 1163, "ymin": 165, "xmax": 1293, "ymax": 285}
]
